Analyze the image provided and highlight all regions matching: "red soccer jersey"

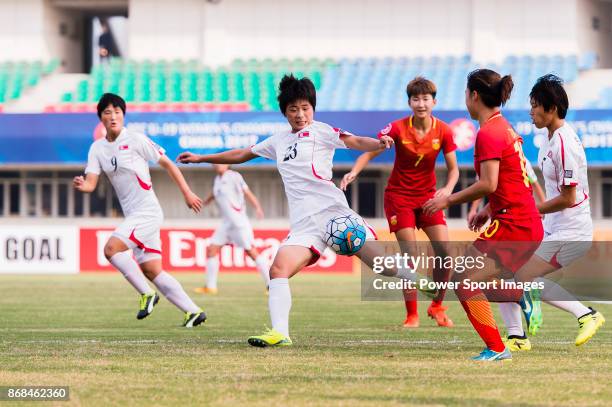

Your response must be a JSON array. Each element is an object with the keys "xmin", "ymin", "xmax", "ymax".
[
  {"xmin": 378, "ymin": 116, "xmax": 456, "ymax": 202},
  {"xmin": 474, "ymin": 112, "xmax": 539, "ymax": 220}
]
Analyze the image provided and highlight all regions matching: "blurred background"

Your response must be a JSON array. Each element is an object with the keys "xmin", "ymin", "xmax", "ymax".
[{"xmin": 1, "ymin": 0, "xmax": 611, "ymax": 273}]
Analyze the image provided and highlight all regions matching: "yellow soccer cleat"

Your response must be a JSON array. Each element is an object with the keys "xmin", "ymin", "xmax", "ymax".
[
  {"xmin": 248, "ymin": 328, "xmax": 292, "ymax": 347},
  {"xmin": 576, "ymin": 308, "xmax": 605, "ymax": 346},
  {"xmin": 194, "ymin": 286, "xmax": 218, "ymax": 295},
  {"xmin": 503, "ymin": 336, "xmax": 532, "ymax": 352}
]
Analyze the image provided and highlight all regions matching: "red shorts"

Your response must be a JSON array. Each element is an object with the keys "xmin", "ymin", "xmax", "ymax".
[
  {"xmin": 384, "ymin": 192, "xmax": 446, "ymax": 233},
  {"xmin": 473, "ymin": 216, "xmax": 544, "ymax": 273}
]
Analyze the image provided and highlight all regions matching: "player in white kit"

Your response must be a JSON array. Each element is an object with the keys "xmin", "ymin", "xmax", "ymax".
[
  {"xmin": 497, "ymin": 75, "xmax": 604, "ymax": 350},
  {"xmin": 73, "ymin": 93, "xmax": 207, "ymax": 327},
  {"xmin": 178, "ymin": 75, "xmax": 429, "ymax": 347},
  {"xmin": 194, "ymin": 164, "xmax": 269, "ymax": 294}
]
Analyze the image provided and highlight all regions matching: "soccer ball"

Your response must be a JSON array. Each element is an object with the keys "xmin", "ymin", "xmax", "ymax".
[{"xmin": 324, "ymin": 215, "xmax": 367, "ymax": 255}]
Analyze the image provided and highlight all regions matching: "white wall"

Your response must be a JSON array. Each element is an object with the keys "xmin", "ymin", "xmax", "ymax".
[
  {"xmin": 577, "ymin": 0, "xmax": 612, "ymax": 68},
  {"xmin": 470, "ymin": 0, "xmax": 579, "ymax": 63},
  {"xmin": 125, "ymin": 0, "xmax": 586, "ymax": 65},
  {"xmin": 128, "ymin": 0, "xmax": 204, "ymax": 60},
  {"xmin": 0, "ymin": 0, "xmax": 47, "ymax": 61}
]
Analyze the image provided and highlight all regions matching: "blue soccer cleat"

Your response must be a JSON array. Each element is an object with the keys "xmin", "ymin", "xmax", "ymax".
[
  {"xmin": 519, "ymin": 288, "xmax": 542, "ymax": 336},
  {"xmin": 471, "ymin": 347, "xmax": 512, "ymax": 362}
]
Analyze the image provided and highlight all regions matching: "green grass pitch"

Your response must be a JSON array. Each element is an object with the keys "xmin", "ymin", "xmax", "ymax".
[{"xmin": 0, "ymin": 273, "xmax": 610, "ymax": 406}]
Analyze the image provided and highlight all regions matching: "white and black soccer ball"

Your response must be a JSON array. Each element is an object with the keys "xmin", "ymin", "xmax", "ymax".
[{"xmin": 324, "ymin": 215, "xmax": 367, "ymax": 255}]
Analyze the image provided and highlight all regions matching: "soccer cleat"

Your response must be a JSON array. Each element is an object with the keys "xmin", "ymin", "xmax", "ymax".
[
  {"xmin": 137, "ymin": 292, "xmax": 160, "ymax": 320},
  {"xmin": 183, "ymin": 310, "xmax": 207, "ymax": 328},
  {"xmin": 471, "ymin": 347, "xmax": 512, "ymax": 362},
  {"xmin": 503, "ymin": 335, "xmax": 532, "ymax": 352},
  {"xmin": 402, "ymin": 314, "xmax": 419, "ymax": 328},
  {"xmin": 248, "ymin": 329, "xmax": 292, "ymax": 347},
  {"xmin": 427, "ymin": 303, "xmax": 454, "ymax": 328},
  {"xmin": 519, "ymin": 289, "xmax": 542, "ymax": 336},
  {"xmin": 193, "ymin": 287, "xmax": 218, "ymax": 295},
  {"xmin": 575, "ymin": 308, "xmax": 605, "ymax": 346}
]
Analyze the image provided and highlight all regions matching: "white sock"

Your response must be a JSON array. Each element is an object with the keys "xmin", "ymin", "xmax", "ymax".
[
  {"xmin": 269, "ymin": 278, "xmax": 291, "ymax": 337},
  {"xmin": 152, "ymin": 271, "xmax": 200, "ymax": 313},
  {"xmin": 538, "ymin": 277, "xmax": 591, "ymax": 318},
  {"xmin": 499, "ymin": 302, "xmax": 525, "ymax": 337},
  {"xmin": 206, "ymin": 256, "xmax": 220, "ymax": 289},
  {"xmin": 255, "ymin": 254, "xmax": 270, "ymax": 287},
  {"xmin": 109, "ymin": 251, "xmax": 153, "ymax": 295}
]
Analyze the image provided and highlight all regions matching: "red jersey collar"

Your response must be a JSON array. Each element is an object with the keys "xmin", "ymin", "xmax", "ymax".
[
  {"xmin": 408, "ymin": 115, "xmax": 437, "ymax": 129},
  {"xmin": 485, "ymin": 111, "xmax": 502, "ymax": 123}
]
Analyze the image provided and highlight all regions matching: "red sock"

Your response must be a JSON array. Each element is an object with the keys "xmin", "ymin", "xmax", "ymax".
[
  {"xmin": 403, "ymin": 288, "xmax": 418, "ymax": 316},
  {"xmin": 455, "ymin": 284, "xmax": 505, "ymax": 352}
]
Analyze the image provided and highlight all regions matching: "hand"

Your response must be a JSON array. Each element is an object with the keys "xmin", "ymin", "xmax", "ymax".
[
  {"xmin": 73, "ymin": 175, "xmax": 86, "ymax": 191},
  {"xmin": 422, "ymin": 195, "xmax": 449, "ymax": 216},
  {"xmin": 185, "ymin": 190, "xmax": 203, "ymax": 213},
  {"xmin": 467, "ymin": 209, "xmax": 478, "ymax": 226},
  {"xmin": 379, "ymin": 135, "xmax": 394, "ymax": 149},
  {"xmin": 434, "ymin": 186, "xmax": 452, "ymax": 199},
  {"xmin": 340, "ymin": 172, "xmax": 357, "ymax": 191},
  {"xmin": 176, "ymin": 151, "xmax": 199, "ymax": 164},
  {"xmin": 469, "ymin": 208, "xmax": 490, "ymax": 232},
  {"xmin": 256, "ymin": 208, "xmax": 264, "ymax": 219}
]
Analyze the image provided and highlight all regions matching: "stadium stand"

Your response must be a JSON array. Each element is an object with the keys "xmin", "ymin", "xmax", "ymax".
[
  {"xmin": 0, "ymin": 59, "xmax": 59, "ymax": 109},
  {"xmin": 50, "ymin": 54, "xmax": 592, "ymax": 112}
]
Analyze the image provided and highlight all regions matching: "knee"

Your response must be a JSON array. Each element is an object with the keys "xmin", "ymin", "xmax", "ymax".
[
  {"xmin": 269, "ymin": 263, "xmax": 290, "ymax": 279},
  {"xmin": 104, "ymin": 242, "xmax": 121, "ymax": 261}
]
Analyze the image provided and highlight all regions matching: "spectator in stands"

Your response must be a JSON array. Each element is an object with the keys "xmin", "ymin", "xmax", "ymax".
[{"xmin": 98, "ymin": 19, "xmax": 120, "ymax": 64}]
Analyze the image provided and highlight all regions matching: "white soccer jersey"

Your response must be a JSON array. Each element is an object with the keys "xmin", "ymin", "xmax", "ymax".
[
  {"xmin": 251, "ymin": 121, "xmax": 351, "ymax": 225},
  {"xmin": 85, "ymin": 128, "xmax": 164, "ymax": 218},
  {"xmin": 213, "ymin": 170, "xmax": 250, "ymax": 226},
  {"xmin": 537, "ymin": 122, "xmax": 591, "ymax": 234}
]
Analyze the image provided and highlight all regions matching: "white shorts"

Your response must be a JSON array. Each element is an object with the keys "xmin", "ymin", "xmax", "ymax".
[
  {"xmin": 535, "ymin": 229, "xmax": 592, "ymax": 269},
  {"xmin": 282, "ymin": 205, "xmax": 377, "ymax": 265},
  {"xmin": 210, "ymin": 221, "xmax": 255, "ymax": 250},
  {"xmin": 113, "ymin": 216, "xmax": 163, "ymax": 264}
]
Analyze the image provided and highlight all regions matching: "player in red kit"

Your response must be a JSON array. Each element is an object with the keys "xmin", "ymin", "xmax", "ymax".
[
  {"xmin": 423, "ymin": 69, "xmax": 543, "ymax": 361},
  {"xmin": 342, "ymin": 77, "xmax": 458, "ymax": 328}
]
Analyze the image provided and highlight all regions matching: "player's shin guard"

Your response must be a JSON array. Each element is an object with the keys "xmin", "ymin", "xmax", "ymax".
[
  {"xmin": 109, "ymin": 251, "xmax": 154, "ymax": 295},
  {"xmin": 268, "ymin": 278, "xmax": 291, "ymax": 337},
  {"xmin": 456, "ymin": 283, "xmax": 505, "ymax": 352},
  {"xmin": 152, "ymin": 271, "xmax": 200, "ymax": 313}
]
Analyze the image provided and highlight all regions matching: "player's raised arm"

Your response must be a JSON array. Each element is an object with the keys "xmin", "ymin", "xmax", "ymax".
[
  {"xmin": 177, "ymin": 148, "xmax": 258, "ymax": 165},
  {"xmin": 73, "ymin": 173, "xmax": 99, "ymax": 193},
  {"xmin": 158, "ymin": 155, "xmax": 203, "ymax": 213},
  {"xmin": 341, "ymin": 134, "xmax": 394, "ymax": 152},
  {"xmin": 340, "ymin": 150, "xmax": 382, "ymax": 191}
]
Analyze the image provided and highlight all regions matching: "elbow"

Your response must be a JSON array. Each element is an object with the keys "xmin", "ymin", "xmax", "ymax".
[{"xmin": 482, "ymin": 182, "xmax": 497, "ymax": 194}]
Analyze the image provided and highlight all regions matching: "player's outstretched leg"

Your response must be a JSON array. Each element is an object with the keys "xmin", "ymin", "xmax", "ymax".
[
  {"xmin": 248, "ymin": 246, "xmax": 312, "ymax": 347},
  {"xmin": 105, "ymin": 239, "xmax": 159, "ymax": 320}
]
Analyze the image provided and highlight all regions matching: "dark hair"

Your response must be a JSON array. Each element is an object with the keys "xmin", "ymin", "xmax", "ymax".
[
  {"xmin": 529, "ymin": 74, "xmax": 568, "ymax": 119},
  {"xmin": 406, "ymin": 76, "xmax": 437, "ymax": 99},
  {"xmin": 97, "ymin": 93, "xmax": 126, "ymax": 118},
  {"xmin": 277, "ymin": 74, "xmax": 316, "ymax": 114},
  {"xmin": 467, "ymin": 69, "xmax": 514, "ymax": 108}
]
